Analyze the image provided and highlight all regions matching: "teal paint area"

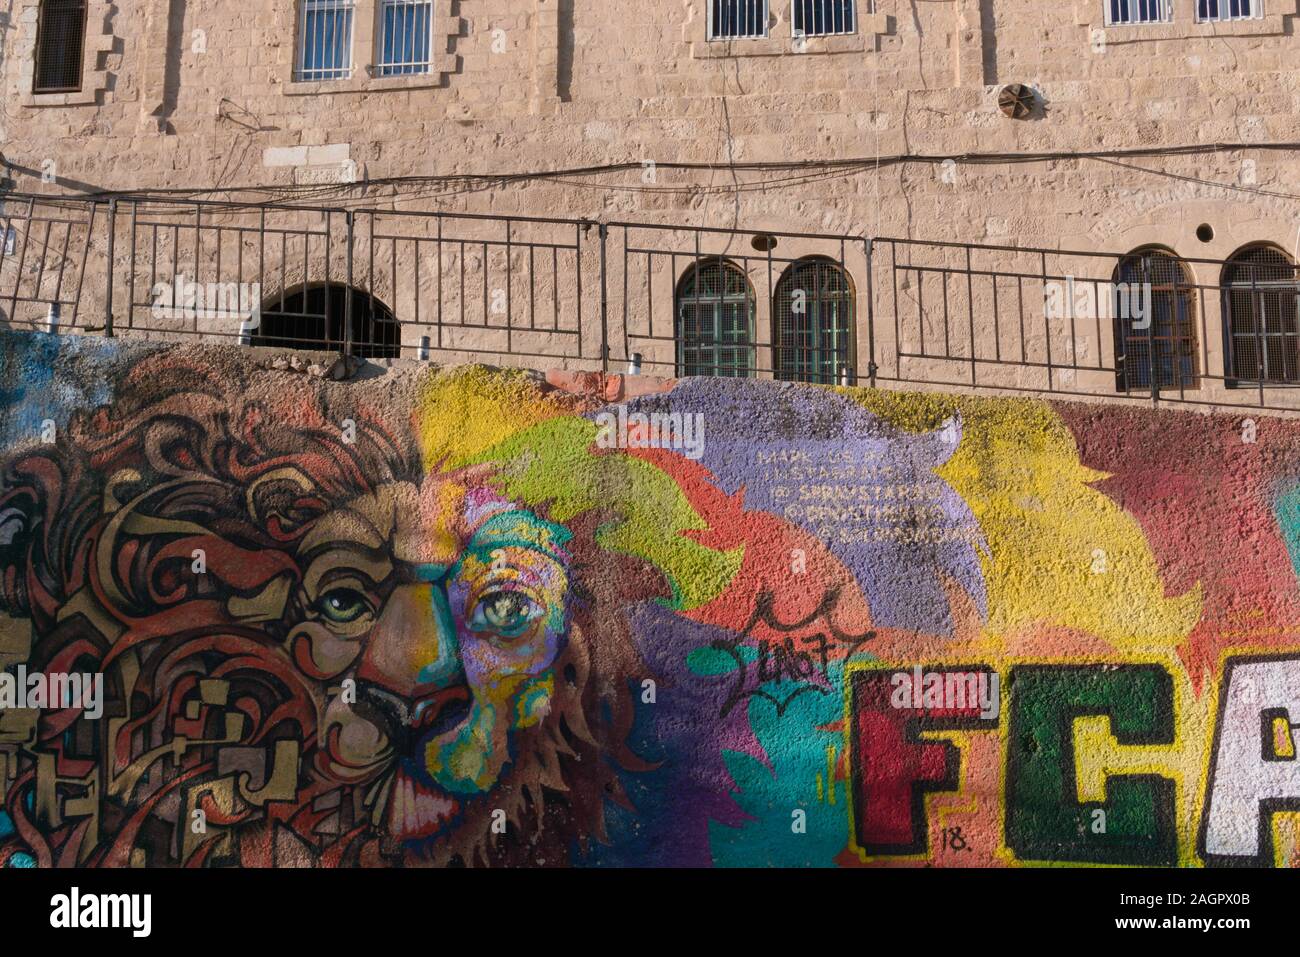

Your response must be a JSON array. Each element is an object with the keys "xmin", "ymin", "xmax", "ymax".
[
  {"xmin": 1276, "ymin": 484, "xmax": 1300, "ymax": 582},
  {"xmin": 689, "ymin": 644, "xmax": 865, "ymax": 867}
]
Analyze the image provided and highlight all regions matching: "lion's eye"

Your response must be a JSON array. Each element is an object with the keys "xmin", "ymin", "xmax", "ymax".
[
  {"xmin": 472, "ymin": 591, "xmax": 541, "ymax": 639},
  {"xmin": 316, "ymin": 588, "xmax": 373, "ymax": 624}
]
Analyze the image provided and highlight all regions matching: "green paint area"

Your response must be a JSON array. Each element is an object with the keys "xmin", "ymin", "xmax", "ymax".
[
  {"xmin": 690, "ymin": 645, "xmax": 863, "ymax": 867},
  {"xmin": 473, "ymin": 416, "xmax": 740, "ymax": 612},
  {"xmin": 1005, "ymin": 665, "xmax": 1177, "ymax": 866}
]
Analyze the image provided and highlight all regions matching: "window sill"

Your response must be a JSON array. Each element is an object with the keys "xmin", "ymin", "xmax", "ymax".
[
  {"xmin": 1097, "ymin": 15, "xmax": 1284, "ymax": 38},
  {"xmin": 689, "ymin": 13, "xmax": 889, "ymax": 58},
  {"xmin": 283, "ymin": 68, "xmax": 452, "ymax": 96},
  {"xmin": 22, "ymin": 90, "xmax": 98, "ymax": 107}
]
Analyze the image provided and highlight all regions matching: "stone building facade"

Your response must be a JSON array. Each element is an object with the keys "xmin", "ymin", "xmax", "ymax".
[{"xmin": 1, "ymin": 0, "xmax": 1299, "ymax": 408}]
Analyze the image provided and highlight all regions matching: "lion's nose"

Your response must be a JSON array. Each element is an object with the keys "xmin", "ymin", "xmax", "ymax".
[{"xmin": 356, "ymin": 583, "xmax": 464, "ymax": 700}]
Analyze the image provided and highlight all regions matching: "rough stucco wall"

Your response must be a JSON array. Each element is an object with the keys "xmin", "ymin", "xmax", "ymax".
[{"xmin": 1, "ymin": 328, "xmax": 1299, "ymax": 867}]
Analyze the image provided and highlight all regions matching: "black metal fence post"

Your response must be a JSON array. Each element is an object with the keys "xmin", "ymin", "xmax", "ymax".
[
  {"xmin": 864, "ymin": 237, "xmax": 877, "ymax": 388},
  {"xmin": 599, "ymin": 222, "xmax": 609, "ymax": 373},
  {"xmin": 1144, "ymin": 254, "xmax": 1158, "ymax": 407},
  {"xmin": 104, "ymin": 198, "xmax": 116, "ymax": 337},
  {"xmin": 344, "ymin": 211, "xmax": 355, "ymax": 357}
]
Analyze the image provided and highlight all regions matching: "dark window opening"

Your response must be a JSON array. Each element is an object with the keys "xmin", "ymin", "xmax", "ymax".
[
  {"xmin": 1113, "ymin": 249, "xmax": 1199, "ymax": 393},
  {"xmin": 774, "ymin": 257, "xmax": 855, "ymax": 385},
  {"xmin": 793, "ymin": 0, "xmax": 856, "ymax": 36},
  {"xmin": 254, "ymin": 284, "xmax": 400, "ymax": 359},
  {"xmin": 675, "ymin": 258, "xmax": 756, "ymax": 377},
  {"xmin": 35, "ymin": 0, "xmax": 87, "ymax": 94},
  {"xmin": 709, "ymin": 0, "xmax": 769, "ymax": 39},
  {"xmin": 1222, "ymin": 245, "xmax": 1300, "ymax": 387}
]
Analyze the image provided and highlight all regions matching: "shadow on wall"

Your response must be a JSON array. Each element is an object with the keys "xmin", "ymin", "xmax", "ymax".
[{"xmin": 557, "ymin": 0, "xmax": 574, "ymax": 102}]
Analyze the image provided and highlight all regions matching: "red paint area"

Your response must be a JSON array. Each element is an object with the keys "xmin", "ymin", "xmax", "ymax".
[
  {"xmin": 850, "ymin": 668, "xmax": 997, "ymax": 855},
  {"xmin": 629, "ymin": 444, "xmax": 873, "ymax": 647},
  {"xmin": 1056, "ymin": 404, "xmax": 1300, "ymax": 687}
]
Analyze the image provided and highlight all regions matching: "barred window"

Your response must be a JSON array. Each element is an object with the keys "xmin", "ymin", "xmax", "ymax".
[
  {"xmin": 1221, "ymin": 245, "xmax": 1299, "ymax": 386},
  {"xmin": 1104, "ymin": 0, "xmax": 1171, "ymax": 24},
  {"xmin": 34, "ymin": 0, "xmax": 87, "ymax": 94},
  {"xmin": 793, "ymin": 0, "xmax": 856, "ymax": 36},
  {"xmin": 296, "ymin": 0, "xmax": 355, "ymax": 82},
  {"xmin": 1113, "ymin": 249, "xmax": 1199, "ymax": 393},
  {"xmin": 255, "ymin": 284, "xmax": 400, "ymax": 359},
  {"xmin": 676, "ymin": 259, "xmax": 756, "ymax": 378},
  {"xmin": 1197, "ymin": 0, "xmax": 1260, "ymax": 20},
  {"xmin": 774, "ymin": 257, "xmax": 855, "ymax": 385},
  {"xmin": 378, "ymin": 0, "xmax": 434, "ymax": 77},
  {"xmin": 708, "ymin": 0, "xmax": 769, "ymax": 39}
]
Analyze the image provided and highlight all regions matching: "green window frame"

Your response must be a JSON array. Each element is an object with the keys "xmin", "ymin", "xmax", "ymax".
[{"xmin": 676, "ymin": 258, "xmax": 757, "ymax": 378}]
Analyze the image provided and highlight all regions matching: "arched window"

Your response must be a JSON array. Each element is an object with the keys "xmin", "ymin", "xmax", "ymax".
[
  {"xmin": 1221, "ymin": 245, "xmax": 1299, "ymax": 386},
  {"xmin": 254, "ymin": 284, "xmax": 400, "ymax": 359},
  {"xmin": 1112, "ymin": 248, "xmax": 1198, "ymax": 392},
  {"xmin": 675, "ymin": 258, "xmax": 756, "ymax": 377},
  {"xmin": 773, "ymin": 257, "xmax": 854, "ymax": 385}
]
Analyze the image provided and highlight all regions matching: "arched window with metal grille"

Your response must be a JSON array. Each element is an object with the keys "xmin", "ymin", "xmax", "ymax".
[
  {"xmin": 773, "ymin": 256, "xmax": 855, "ymax": 385},
  {"xmin": 1221, "ymin": 245, "xmax": 1300, "ymax": 387},
  {"xmin": 1112, "ymin": 248, "xmax": 1199, "ymax": 393},
  {"xmin": 675, "ymin": 258, "xmax": 756, "ymax": 377},
  {"xmin": 254, "ymin": 284, "xmax": 401, "ymax": 359}
]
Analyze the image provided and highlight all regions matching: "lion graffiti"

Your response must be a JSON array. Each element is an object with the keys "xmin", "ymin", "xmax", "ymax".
[{"xmin": 0, "ymin": 351, "xmax": 708, "ymax": 867}]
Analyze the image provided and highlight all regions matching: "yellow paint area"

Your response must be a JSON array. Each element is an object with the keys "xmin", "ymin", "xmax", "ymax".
[
  {"xmin": 414, "ymin": 366, "xmax": 567, "ymax": 471},
  {"xmin": 847, "ymin": 389, "xmax": 1202, "ymax": 653}
]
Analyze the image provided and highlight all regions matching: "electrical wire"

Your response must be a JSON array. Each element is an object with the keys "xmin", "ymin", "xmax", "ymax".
[
  {"xmin": 8, "ymin": 141, "xmax": 1300, "ymax": 216},
  {"xmin": 11, "ymin": 140, "xmax": 1296, "ymax": 201}
]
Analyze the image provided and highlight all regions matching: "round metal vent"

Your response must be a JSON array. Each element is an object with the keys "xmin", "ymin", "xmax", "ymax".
[{"xmin": 998, "ymin": 84, "xmax": 1036, "ymax": 120}]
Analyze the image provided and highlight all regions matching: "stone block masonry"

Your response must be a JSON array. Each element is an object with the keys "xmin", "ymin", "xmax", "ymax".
[{"xmin": 3, "ymin": 1, "xmax": 1300, "ymax": 262}]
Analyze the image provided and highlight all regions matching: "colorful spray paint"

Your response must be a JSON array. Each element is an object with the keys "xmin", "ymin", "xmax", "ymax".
[{"xmin": 0, "ymin": 330, "xmax": 1297, "ymax": 868}]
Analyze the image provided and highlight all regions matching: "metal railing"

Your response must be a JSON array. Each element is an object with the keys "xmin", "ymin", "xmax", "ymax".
[
  {"xmin": 3, "ymin": 190, "xmax": 1300, "ymax": 414},
  {"xmin": 0, "ymin": 194, "xmax": 98, "ymax": 328},
  {"xmin": 873, "ymin": 237, "xmax": 1300, "ymax": 412},
  {"xmin": 1, "ymin": 194, "xmax": 594, "ymax": 366}
]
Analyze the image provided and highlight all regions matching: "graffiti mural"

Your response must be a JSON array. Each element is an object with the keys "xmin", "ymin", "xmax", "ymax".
[{"xmin": 2, "ymin": 329, "xmax": 1300, "ymax": 867}]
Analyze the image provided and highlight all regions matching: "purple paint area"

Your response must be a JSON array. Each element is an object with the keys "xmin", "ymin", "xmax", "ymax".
[
  {"xmin": 618, "ymin": 602, "xmax": 764, "ymax": 865},
  {"xmin": 608, "ymin": 379, "xmax": 988, "ymax": 638}
]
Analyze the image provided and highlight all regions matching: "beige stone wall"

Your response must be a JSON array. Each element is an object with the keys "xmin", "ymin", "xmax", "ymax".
[{"xmin": 2, "ymin": 0, "xmax": 1299, "ymax": 408}]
